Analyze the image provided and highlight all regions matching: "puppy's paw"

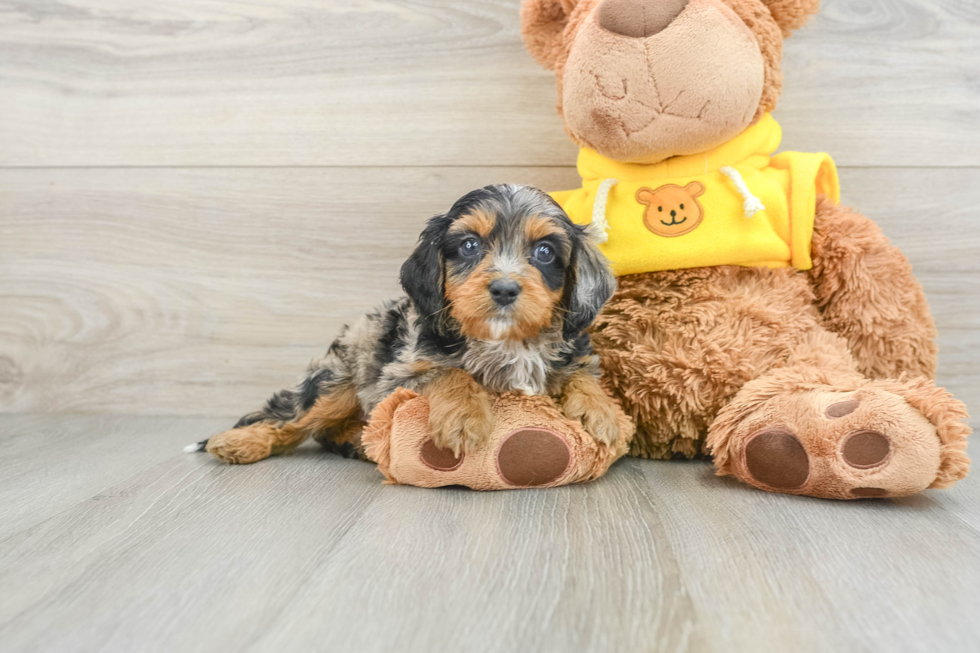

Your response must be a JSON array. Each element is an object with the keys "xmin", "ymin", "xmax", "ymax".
[
  {"xmin": 206, "ymin": 425, "xmax": 276, "ymax": 464},
  {"xmin": 428, "ymin": 391, "xmax": 494, "ymax": 456},
  {"xmin": 562, "ymin": 392, "xmax": 621, "ymax": 446}
]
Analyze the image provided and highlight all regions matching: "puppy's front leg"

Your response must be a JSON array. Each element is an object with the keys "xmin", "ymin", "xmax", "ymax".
[
  {"xmin": 422, "ymin": 368, "xmax": 494, "ymax": 456},
  {"xmin": 560, "ymin": 371, "xmax": 621, "ymax": 445}
]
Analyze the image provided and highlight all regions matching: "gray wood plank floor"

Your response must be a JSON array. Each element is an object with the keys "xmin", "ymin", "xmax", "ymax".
[
  {"xmin": 0, "ymin": 415, "xmax": 978, "ymax": 653},
  {"xmin": 2, "ymin": 0, "xmax": 978, "ymax": 650}
]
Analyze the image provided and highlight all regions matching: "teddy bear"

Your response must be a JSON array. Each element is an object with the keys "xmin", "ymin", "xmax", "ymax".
[{"xmin": 520, "ymin": 0, "xmax": 971, "ymax": 499}]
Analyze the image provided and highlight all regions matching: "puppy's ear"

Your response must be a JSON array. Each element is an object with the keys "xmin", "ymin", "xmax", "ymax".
[
  {"xmin": 563, "ymin": 226, "xmax": 616, "ymax": 339},
  {"xmin": 761, "ymin": 0, "xmax": 821, "ymax": 37},
  {"xmin": 521, "ymin": 0, "xmax": 579, "ymax": 70},
  {"xmin": 401, "ymin": 214, "xmax": 452, "ymax": 330}
]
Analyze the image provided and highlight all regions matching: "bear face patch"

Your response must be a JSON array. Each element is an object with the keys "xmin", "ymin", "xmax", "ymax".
[{"xmin": 636, "ymin": 182, "xmax": 706, "ymax": 237}]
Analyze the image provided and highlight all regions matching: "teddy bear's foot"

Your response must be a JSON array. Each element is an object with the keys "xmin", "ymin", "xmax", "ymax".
[
  {"xmin": 708, "ymin": 378, "xmax": 970, "ymax": 499},
  {"xmin": 362, "ymin": 389, "xmax": 634, "ymax": 490}
]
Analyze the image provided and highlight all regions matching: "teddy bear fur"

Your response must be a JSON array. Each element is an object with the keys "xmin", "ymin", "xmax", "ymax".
[{"xmin": 520, "ymin": 0, "xmax": 970, "ymax": 498}]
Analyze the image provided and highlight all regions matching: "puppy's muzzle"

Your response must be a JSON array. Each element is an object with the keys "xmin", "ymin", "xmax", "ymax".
[{"xmin": 489, "ymin": 279, "xmax": 522, "ymax": 307}]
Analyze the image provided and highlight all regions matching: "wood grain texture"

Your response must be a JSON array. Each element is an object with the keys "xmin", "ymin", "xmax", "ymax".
[
  {"xmin": 1, "ymin": 0, "xmax": 978, "ymax": 167},
  {"xmin": 634, "ymin": 457, "xmax": 980, "ymax": 652},
  {"xmin": 0, "ymin": 416, "xmax": 977, "ymax": 652},
  {"xmin": 1, "ymin": 166, "xmax": 977, "ymax": 418},
  {"xmin": 0, "ymin": 413, "xmax": 227, "ymax": 540},
  {"xmin": 777, "ymin": 0, "xmax": 980, "ymax": 165}
]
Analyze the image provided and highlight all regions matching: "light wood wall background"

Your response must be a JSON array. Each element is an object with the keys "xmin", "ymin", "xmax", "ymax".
[{"xmin": 1, "ymin": 0, "xmax": 977, "ymax": 420}]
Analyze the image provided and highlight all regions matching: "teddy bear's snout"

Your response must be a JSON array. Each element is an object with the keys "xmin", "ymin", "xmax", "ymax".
[{"xmin": 598, "ymin": 0, "xmax": 689, "ymax": 39}]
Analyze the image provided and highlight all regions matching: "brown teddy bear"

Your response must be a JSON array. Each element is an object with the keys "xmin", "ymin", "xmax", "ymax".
[{"xmin": 521, "ymin": 0, "xmax": 970, "ymax": 499}]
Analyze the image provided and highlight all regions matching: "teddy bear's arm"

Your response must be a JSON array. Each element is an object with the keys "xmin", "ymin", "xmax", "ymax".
[{"xmin": 807, "ymin": 195, "xmax": 937, "ymax": 380}]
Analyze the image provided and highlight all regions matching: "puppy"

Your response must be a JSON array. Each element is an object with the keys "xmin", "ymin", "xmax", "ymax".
[{"xmin": 192, "ymin": 184, "xmax": 619, "ymax": 464}]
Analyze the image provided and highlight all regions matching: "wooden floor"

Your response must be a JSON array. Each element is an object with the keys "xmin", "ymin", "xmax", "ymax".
[
  {"xmin": 2, "ymin": 0, "xmax": 979, "ymax": 651},
  {"xmin": 1, "ymin": 415, "xmax": 978, "ymax": 652}
]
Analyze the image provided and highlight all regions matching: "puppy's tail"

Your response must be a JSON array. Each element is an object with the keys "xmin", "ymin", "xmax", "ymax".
[{"xmin": 184, "ymin": 440, "xmax": 208, "ymax": 453}]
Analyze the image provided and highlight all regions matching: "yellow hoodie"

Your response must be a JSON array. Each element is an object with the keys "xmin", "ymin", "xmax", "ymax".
[{"xmin": 550, "ymin": 114, "xmax": 840, "ymax": 276}]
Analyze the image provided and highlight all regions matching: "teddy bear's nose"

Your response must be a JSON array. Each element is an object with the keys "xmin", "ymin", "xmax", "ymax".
[{"xmin": 598, "ymin": 0, "xmax": 689, "ymax": 38}]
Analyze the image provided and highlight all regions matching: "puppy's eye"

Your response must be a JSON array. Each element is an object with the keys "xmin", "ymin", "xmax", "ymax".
[
  {"xmin": 459, "ymin": 237, "xmax": 481, "ymax": 258},
  {"xmin": 533, "ymin": 242, "xmax": 556, "ymax": 264}
]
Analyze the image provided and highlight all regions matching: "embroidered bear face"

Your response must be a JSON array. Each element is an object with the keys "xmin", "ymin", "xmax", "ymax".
[{"xmin": 636, "ymin": 182, "xmax": 706, "ymax": 237}]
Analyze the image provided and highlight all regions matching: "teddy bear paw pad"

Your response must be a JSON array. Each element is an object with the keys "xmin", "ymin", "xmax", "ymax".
[
  {"xmin": 851, "ymin": 487, "xmax": 889, "ymax": 498},
  {"xmin": 744, "ymin": 428, "xmax": 810, "ymax": 490},
  {"xmin": 841, "ymin": 430, "xmax": 891, "ymax": 469},
  {"xmin": 419, "ymin": 439, "xmax": 464, "ymax": 471},
  {"xmin": 496, "ymin": 428, "xmax": 571, "ymax": 487},
  {"xmin": 825, "ymin": 399, "xmax": 860, "ymax": 418}
]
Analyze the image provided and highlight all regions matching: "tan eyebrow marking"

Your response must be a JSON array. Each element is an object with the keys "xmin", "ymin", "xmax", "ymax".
[
  {"xmin": 524, "ymin": 215, "xmax": 564, "ymax": 242},
  {"xmin": 449, "ymin": 210, "xmax": 495, "ymax": 238}
]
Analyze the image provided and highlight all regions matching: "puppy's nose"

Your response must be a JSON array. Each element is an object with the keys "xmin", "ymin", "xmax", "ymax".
[
  {"xmin": 598, "ymin": 0, "xmax": 689, "ymax": 38},
  {"xmin": 670, "ymin": 209, "xmax": 676, "ymax": 217},
  {"xmin": 489, "ymin": 279, "xmax": 521, "ymax": 306}
]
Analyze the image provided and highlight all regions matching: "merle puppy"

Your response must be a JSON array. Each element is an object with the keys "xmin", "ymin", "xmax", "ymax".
[{"xmin": 194, "ymin": 184, "xmax": 619, "ymax": 464}]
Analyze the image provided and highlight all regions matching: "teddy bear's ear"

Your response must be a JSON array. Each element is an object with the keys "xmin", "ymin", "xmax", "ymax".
[
  {"xmin": 685, "ymin": 181, "xmax": 706, "ymax": 197},
  {"xmin": 761, "ymin": 0, "xmax": 822, "ymax": 37},
  {"xmin": 635, "ymin": 188, "xmax": 655, "ymax": 205},
  {"xmin": 520, "ymin": 0, "xmax": 579, "ymax": 70}
]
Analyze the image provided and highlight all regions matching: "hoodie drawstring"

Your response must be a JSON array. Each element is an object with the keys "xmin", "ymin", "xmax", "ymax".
[
  {"xmin": 589, "ymin": 177, "xmax": 619, "ymax": 243},
  {"xmin": 720, "ymin": 166, "xmax": 766, "ymax": 218}
]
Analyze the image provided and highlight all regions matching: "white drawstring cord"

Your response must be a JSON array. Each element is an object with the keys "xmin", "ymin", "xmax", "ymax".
[
  {"xmin": 588, "ymin": 178, "xmax": 619, "ymax": 243},
  {"xmin": 720, "ymin": 166, "xmax": 765, "ymax": 218}
]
